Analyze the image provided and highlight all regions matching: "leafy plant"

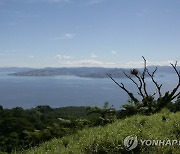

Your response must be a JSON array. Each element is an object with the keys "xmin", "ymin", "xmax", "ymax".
[{"xmin": 87, "ymin": 102, "xmax": 116, "ymax": 126}]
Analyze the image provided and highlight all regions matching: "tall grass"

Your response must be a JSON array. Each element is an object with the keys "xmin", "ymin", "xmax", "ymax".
[{"xmin": 21, "ymin": 109, "xmax": 180, "ymax": 154}]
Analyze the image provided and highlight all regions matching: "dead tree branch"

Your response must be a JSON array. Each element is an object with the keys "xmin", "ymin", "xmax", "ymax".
[
  {"xmin": 169, "ymin": 62, "xmax": 180, "ymax": 100},
  {"xmin": 123, "ymin": 71, "xmax": 144, "ymax": 98},
  {"xmin": 146, "ymin": 66, "xmax": 162, "ymax": 98},
  {"xmin": 141, "ymin": 56, "xmax": 149, "ymax": 97},
  {"xmin": 108, "ymin": 56, "xmax": 180, "ymax": 113},
  {"xmin": 107, "ymin": 74, "xmax": 139, "ymax": 104}
]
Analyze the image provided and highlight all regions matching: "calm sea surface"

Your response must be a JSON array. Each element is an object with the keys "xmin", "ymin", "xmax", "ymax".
[{"xmin": 0, "ymin": 71, "xmax": 178, "ymax": 109}]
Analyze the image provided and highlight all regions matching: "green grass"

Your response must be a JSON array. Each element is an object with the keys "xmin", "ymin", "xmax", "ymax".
[{"xmin": 20, "ymin": 109, "xmax": 180, "ymax": 154}]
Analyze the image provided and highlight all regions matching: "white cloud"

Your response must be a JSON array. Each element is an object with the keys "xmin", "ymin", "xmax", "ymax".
[
  {"xmin": 29, "ymin": 55, "xmax": 34, "ymax": 58},
  {"xmin": 64, "ymin": 59, "xmax": 116, "ymax": 67},
  {"xmin": 86, "ymin": 0, "xmax": 105, "ymax": 5},
  {"xmin": 118, "ymin": 60, "xmax": 178, "ymax": 68},
  {"xmin": 64, "ymin": 33, "xmax": 75, "ymax": 39},
  {"xmin": 56, "ymin": 55, "xmax": 72, "ymax": 60},
  {"xmin": 111, "ymin": 50, "xmax": 118, "ymax": 55},
  {"xmin": 90, "ymin": 53, "xmax": 97, "ymax": 58},
  {"xmin": 63, "ymin": 59, "xmax": 178, "ymax": 68},
  {"xmin": 147, "ymin": 60, "xmax": 177, "ymax": 66},
  {"xmin": 122, "ymin": 60, "xmax": 144, "ymax": 68},
  {"xmin": 52, "ymin": 33, "xmax": 75, "ymax": 40}
]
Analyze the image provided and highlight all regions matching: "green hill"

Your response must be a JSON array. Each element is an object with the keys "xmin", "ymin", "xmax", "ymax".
[{"xmin": 22, "ymin": 109, "xmax": 180, "ymax": 154}]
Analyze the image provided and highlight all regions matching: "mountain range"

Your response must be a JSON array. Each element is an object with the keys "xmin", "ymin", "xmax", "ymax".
[{"xmin": 3, "ymin": 65, "xmax": 179, "ymax": 78}]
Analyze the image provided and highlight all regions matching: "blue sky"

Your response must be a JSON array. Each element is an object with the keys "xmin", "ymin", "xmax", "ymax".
[{"xmin": 0, "ymin": 0, "xmax": 180, "ymax": 68}]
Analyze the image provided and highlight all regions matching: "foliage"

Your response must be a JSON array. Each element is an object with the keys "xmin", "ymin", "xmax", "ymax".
[
  {"xmin": 166, "ymin": 96, "xmax": 180, "ymax": 112},
  {"xmin": 0, "ymin": 106, "xmax": 92, "ymax": 153},
  {"xmin": 87, "ymin": 102, "xmax": 117, "ymax": 126},
  {"xmin": 22, "ymin": 109, "xmax": 180, "ymax": 154}
]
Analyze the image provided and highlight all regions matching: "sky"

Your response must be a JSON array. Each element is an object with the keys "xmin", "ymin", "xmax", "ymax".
[{"xmin": 0, "ymin": 0, "xmax": 180, "ymax": 68}]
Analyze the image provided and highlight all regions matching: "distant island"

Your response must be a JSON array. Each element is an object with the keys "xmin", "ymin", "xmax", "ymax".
[
  {"xmin": 8, "ymin": 67, "xmax": 128, "ymax": 78},
  {"xmin": 6, "ymin": 66, "xmax": 180, "ymax": 78}
]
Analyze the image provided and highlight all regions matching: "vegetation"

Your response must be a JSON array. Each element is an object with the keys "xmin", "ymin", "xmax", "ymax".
[
  {"xmin": 87, "ymin": 102, "xmax": 117, "ymax": 126},
  {"xmin": 0, "ymin": 106, "xmax": 94, "ymax": 153},
  {"xmin": 0, "ymin": 100, "xmax": 179, "ymax": 153},
  {"xmin": 0, "ymin": 57, "xmax": 180, "ymax": 153},
  {"xmin": 22, "ymin": 109, "xmax": 180, "ymax": 154}
]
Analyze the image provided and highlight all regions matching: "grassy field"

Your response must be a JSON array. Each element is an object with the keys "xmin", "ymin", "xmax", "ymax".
[{"xmin": 20, "ymin": 109, "xmax": 180, "ymax": 154}]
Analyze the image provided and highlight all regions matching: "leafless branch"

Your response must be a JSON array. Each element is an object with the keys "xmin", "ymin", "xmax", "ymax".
[
  {"xmin": 107, "ymin": 74, "xmax": 139, "ymax": 104},
  {"xmin": 146, "ymin": 66, "xmax": 162, "ymax": 98},
  {"xmin": 172, "ymin": 91, "xmax": 180, "ymax": 100},
  {"xmin": 141, "ymin": 56, "xmax": 148, "ymax": 97},
  {"xmin": 123, "ymin": 72, "xmax": 144, "ymax": 98},
  {"xmin": 168, "ymin": 62, "xmax": 180, "ymax": 100},
  {"xmin": 108, "ymin": 56, "xmax": 180, "ymax": 112},
  {"xmin": 151, "ymin": 89, "xmax": 157, "ymax": 97}
]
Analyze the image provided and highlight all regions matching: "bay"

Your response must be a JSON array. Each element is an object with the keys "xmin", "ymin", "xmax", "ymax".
[{"xmin": 0, "ymin": 71, "xmax": 178, "ymax": 109}]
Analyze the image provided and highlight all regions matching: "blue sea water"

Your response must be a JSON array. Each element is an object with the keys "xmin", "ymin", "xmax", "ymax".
[{"xmin": 0, "ymin": 71, "xmax": 178, "ymax": 109}]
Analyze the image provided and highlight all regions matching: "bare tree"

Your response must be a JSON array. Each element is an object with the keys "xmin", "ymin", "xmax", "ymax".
[{"xmin": 107, "ymin": 57, "xmax": 180, "ymax": 113}]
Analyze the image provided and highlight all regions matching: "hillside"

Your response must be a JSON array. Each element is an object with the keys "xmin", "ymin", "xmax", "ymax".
[
  {"xmin": 8, "ymin": 67, "xmax": 128, "ymax": 78},
  {"xmin": 23, "ymin": 109, "xmax": 180, "ymax": 154},
  {"xmin": 8, "ymin": 66, "xmax": 180, "ymax": 78}
]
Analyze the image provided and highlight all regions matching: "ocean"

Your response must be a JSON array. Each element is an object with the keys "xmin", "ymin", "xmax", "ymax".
[{"xmin": 0, "ymin": 71, "xmax": 178, "ymax": 109}]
